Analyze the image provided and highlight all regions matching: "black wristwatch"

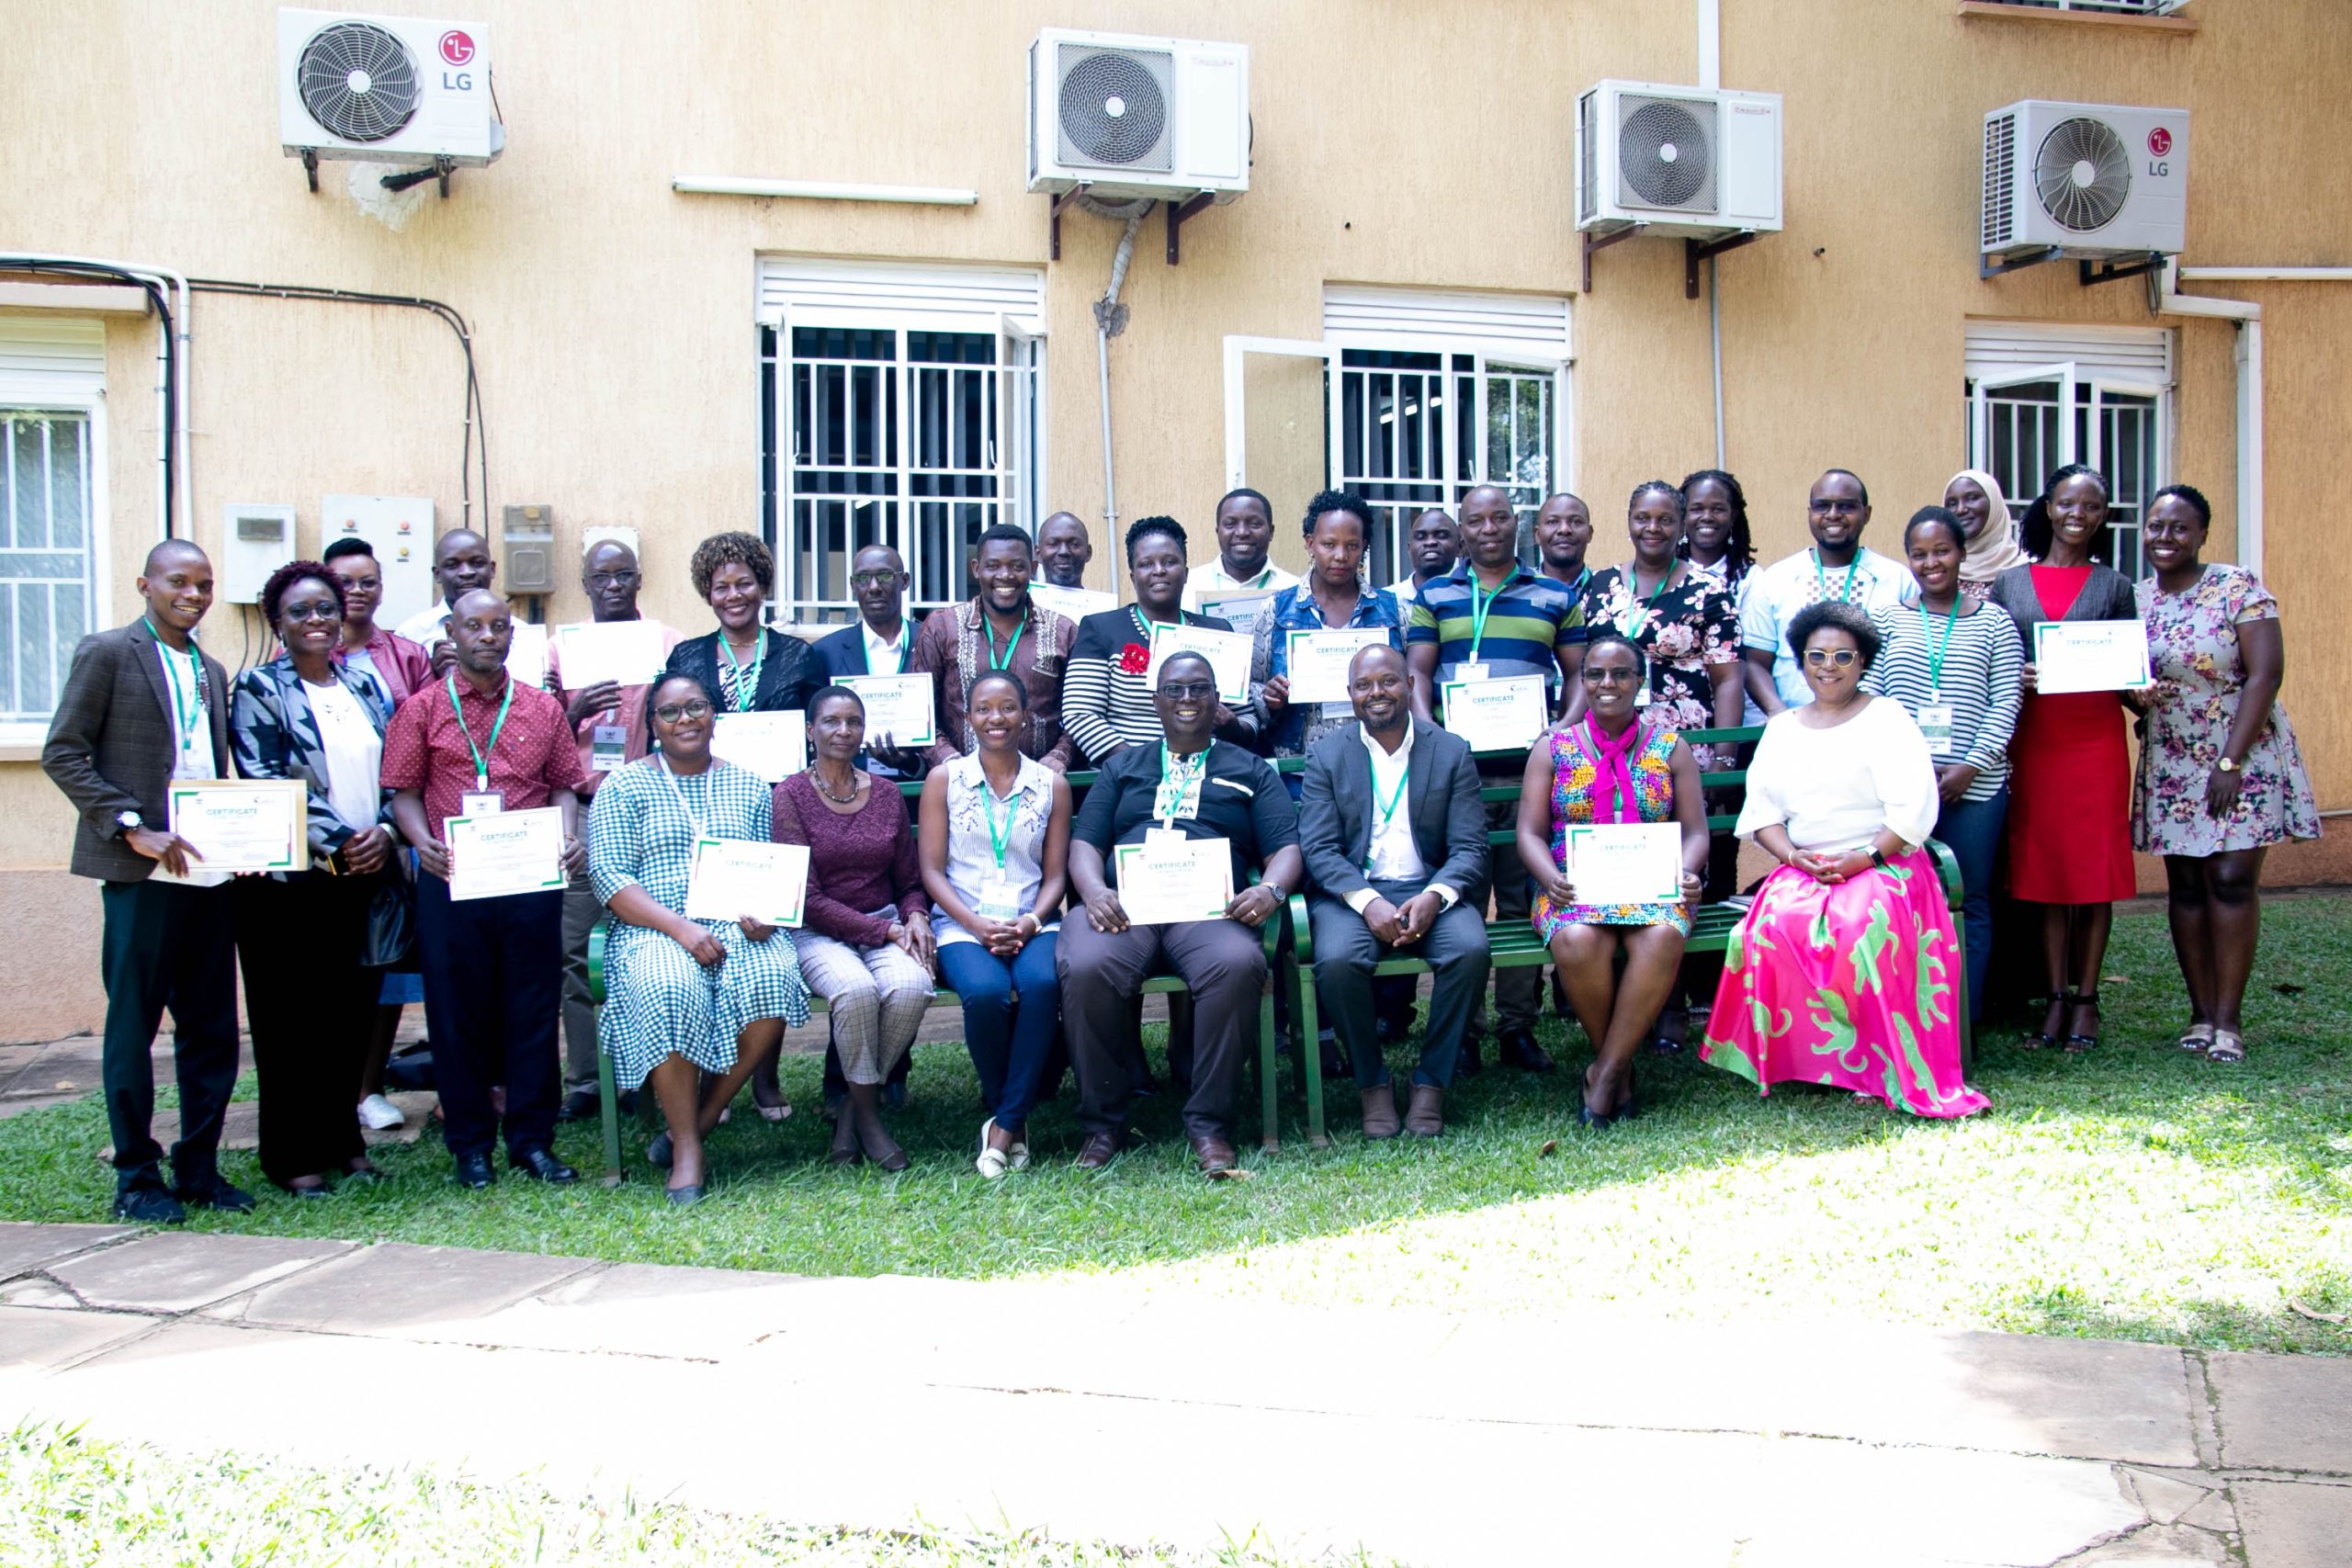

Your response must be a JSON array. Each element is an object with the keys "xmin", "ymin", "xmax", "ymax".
[
  {"xmin": 115, "ymin": 809, "xmax": 142, "ymax": 838},
  {"xmin": 1869, "ymin": 846, "xmax": 1890, "ymax": 871}
]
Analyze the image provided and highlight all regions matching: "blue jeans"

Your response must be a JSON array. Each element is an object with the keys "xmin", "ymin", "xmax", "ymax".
[
  {"xmin": 1932, "ymin": 787, "xmax": 2008, "ymax": 1031},
  {"xmin": 934, "ymin": 931, "xmax": 1061, "ymax": 1126}
]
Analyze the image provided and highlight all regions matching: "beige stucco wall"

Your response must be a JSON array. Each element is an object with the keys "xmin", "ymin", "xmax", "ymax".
[{"xmin": 3, "ymin": 0, "xmax": 2346, "ymax": 1037}]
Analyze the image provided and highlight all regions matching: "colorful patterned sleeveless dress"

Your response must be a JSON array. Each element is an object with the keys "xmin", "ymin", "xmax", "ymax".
[{"xmin": 1530, "ymin": 722, "xmax": 1688, "ymax": 938}]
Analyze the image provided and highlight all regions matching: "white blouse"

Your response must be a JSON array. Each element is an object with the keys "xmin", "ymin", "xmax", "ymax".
[
  {"xmin": 1735, "ymin": 695, "xmax": 1939, "ymax": 852},
  {"xmin": 304, "ymin": 678, "xmax": 384, "ymax": 835}
]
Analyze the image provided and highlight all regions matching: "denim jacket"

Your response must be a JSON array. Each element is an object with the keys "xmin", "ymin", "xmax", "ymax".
[{"xmin": 229, "ymin": 657, "xmax": 395, "ymax": 859}]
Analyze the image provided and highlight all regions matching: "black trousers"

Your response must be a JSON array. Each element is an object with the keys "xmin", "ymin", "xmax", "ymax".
[
  {"xmin": 98, "ymin": 878, "xmax": 239, "ymax": 1194},
  {"xmin": 234, "ymin": 874, "xmax": 372, "ymax": 1188},
  {"xmin": 415, "ymin": 874, "xmax": 562, "ymax": 1162},
  {"xmin": 1310, "ymin": 884, "xmax": 1491, "ymax": 1090},
  {"xmin": 1057, "ymin": 915, "xmax": 1266, "ymax": 1142}
]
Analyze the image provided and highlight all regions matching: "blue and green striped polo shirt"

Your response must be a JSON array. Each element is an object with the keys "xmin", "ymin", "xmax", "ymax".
[{"xmin": 1407, "ymin": 560, "xmax": 1587, "ymax": 693}]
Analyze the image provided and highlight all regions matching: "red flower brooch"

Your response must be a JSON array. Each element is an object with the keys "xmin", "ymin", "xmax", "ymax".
[{"xmin": 1117, "ymin": 643, "xmax": 1151, "ymax": 674}]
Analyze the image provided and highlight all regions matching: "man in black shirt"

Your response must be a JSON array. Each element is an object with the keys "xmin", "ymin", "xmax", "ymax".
[{"xmin": 1059, "ymin": 655, "xmax": 1303, "ymax": 1175}]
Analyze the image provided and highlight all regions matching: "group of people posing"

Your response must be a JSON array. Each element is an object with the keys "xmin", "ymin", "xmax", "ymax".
[{"xmin": 43, "ymin": 459, "xmax": 2315, "ymax": 1217}]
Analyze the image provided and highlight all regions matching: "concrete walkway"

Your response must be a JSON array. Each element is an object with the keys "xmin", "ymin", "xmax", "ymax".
[{"xmin": 1, "ymin": 1224, "xmax": 2346, "ymax": 1565}]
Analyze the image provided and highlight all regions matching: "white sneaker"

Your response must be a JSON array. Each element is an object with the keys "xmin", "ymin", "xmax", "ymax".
[{"xmin": 356, "ymin": 1094, "xmax": 405, "ymax": 1131}]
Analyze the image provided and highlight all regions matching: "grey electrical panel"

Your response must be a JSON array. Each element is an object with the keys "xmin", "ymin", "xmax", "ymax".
[{"xmin": 503, "ymin": 503, "xmax": 556, "ymax": 592}]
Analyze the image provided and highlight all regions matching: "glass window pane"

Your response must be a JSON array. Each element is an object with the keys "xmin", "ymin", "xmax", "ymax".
[{"xmin": 0, "ymin": 412, "xmax": 95, "ymax": 725}]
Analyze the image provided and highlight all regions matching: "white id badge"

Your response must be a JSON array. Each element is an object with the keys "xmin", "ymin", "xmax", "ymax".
[
  {"xmin": 1319, "ymin": 701, "xmax": 1354, "ymax": 721},
  {"xmin": 1454, "ymin": 662, "xmax": 1491, "ymax": 684},
  {"xmin": 1147, "ymin": 826, "xmax": 1189, "ymax": 849},
  {"xmin": 461, "ymin": 791, "xmax": 503, "ymax": 817},
  {"xmin": 975, "ymin": 874, "xmax": 1023, "ymax": 921},
  {"xmin": 589, "ymin": 724, "xmax": 628, "ymax": 773},
  {"xmin": 1917, "ymin": 704, "xmax": 1955, "ymax": 749}
]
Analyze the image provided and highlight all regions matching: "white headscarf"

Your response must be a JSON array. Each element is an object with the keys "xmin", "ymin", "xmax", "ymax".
[{"xmin": 1946, "ymin": 468, "xmax": 2028, "ymax": 585}]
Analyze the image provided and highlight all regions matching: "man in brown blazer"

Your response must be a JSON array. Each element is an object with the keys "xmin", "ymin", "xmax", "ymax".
[{"xmin": 42, "ymin": 540, "xmax": 251, "ymax": 1224}]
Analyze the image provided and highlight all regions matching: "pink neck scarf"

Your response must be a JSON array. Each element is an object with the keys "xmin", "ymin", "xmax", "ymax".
[{"xmin": 1581, "ymin": 714, "xmax": 1646, "ymax": 825}]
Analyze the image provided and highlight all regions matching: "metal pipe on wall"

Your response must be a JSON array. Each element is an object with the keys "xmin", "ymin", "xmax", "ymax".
[
  {"xmin": 1094, "ymin": 212, "xmax": 1143, "ymax": 600},
  {"xmin": 2154, "ymin": 258, "xmax": 2261, "ymax": 574}
]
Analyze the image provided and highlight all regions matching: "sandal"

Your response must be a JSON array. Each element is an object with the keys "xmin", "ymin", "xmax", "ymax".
[
  {"xmin": 2024, "ymin": 991, "xmax": 2074, "ymax": 1051},
  {"xmin": 751, "ymin": 1072, "xmax": 792, "ymax": 1123},
  {"xmin": 2206, "ymin": 1030, "xmax": 2245, "ymax": 1065},
  {"xmin": 2063, "ymin": 991, "xmax": 2102, "ymax": 1054},
  {"xmin": 2178, "ymin": 1022, "xmax": 2215, "ymax": 1054},
  {"xmin": 976, "ymin": 1118, "xmax": 1011, "ymax": 1180}
]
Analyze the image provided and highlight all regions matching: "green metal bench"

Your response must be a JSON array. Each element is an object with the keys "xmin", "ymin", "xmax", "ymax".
[
  {"xmin": 584, "ymin": 765, "xmax": 1295, "ymax": 1184},
  {"xmin": 1281, "ymin": 726, "xmax": 1972, "ymax": 1146}
]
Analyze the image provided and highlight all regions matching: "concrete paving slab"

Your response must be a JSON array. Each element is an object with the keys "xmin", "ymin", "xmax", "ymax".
[
  {"xmin": 2233, "ymin": 1480, "xmax": 2352, "ymax": 1568},
  {"xmin": 2064, "ymin": 1523, "xmax": 2234, "ymax": 1565},
  {"xmin": 0, "ymin": 1279, "xmax": 83, "ymax": 1309},
  {"xmin": 0, "ymin": 1221, "xmax": 133, "ymax": 1280},
  {"xmin": 2127, "ymin": 1466, "xmax": 2222, "ymax": 1525},
  {"xmin": 203, "ymin": 1242, "xmax": 598, "ymax": 1337},
  {"xmin": 2177, "ymin": 1490, "xmax": 2239, "ymax": 1533},
  {"xmin": 2208, "ymin": 1349, "xmax": 2352, "ymax": 1474},
  {"xmin": 48, "ymin": 1233, "xmax": 352, "ymax": 1314},
  {"xmin": 443, "ymin": 1260, "xmax": 823, "ymax": 1359},
  {"xmin": 0, "ymin": 1304, "xmax": 154, "ymax": 1373}
]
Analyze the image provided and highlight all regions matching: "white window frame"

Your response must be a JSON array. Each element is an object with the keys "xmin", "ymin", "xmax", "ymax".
[
  {"xmin": 758, "ymin": 261, "xmax": 1046, "ymax": 620},
  {"xmin": 0, "ymin": 320, "xmax": 110, "ymax": 746}
]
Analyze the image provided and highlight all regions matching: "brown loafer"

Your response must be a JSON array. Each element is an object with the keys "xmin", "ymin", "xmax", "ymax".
[
  {"xmin": 1404, "ymin": 1084, "xmax": 1444, "ymax": 1138},
  {"xmin": 1189, "ymin": 1134, "xmax": 1238, "ymax": 1177},
  {"xmin": 1073, "ymin": 1131, "xmax": 1125, "ymax": 1169},
  {"xmin": 1361, "ymin": 1085, "xmax": 1402, "ymax": 1140}
]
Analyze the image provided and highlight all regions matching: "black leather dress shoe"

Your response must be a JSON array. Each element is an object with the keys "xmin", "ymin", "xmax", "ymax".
[
  {"xmin": 1454, "ymin": 1038, "xmax": 1484, "ymax": 1077},
  {"xmin": 555, "ymin": 1086, "xmax": 600, "ymax": 1122},
  {"xmin": 454, "ymin": 1152, "xmax": 496, "ymax": 1190},
  {"xmin": 175, "ymin": 1179, "xmax": 257, "ymax": 1213},
  {"xmin": 112, "ymin": 1186, "xmax": 187, "ymax": 1225},
  {"xmin": 1497, "ymin": 1027, "xmax": 1556, "ymax": 1074},
  {"xmin": 512, "ymin": 1147, "xmax": 578, "ymax": 1184}
]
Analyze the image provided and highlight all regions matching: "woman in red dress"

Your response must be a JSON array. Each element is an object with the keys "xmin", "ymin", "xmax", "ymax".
[{"xmin": 1986, "ymin": 465, "xmax": 2143, "ymax": 1051}]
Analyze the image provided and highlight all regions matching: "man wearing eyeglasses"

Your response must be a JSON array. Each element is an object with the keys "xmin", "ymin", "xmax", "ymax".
[
  {"xmin": 547, "ymin": 537, "xmax": 683, "ymax": 1120},
  {"xmin": 813, "ymin": 544, "xmax": 925, "ymax": 779},
  {"xmin": 1739, "ymin": 469, "xmax": 1918, "ymax": 716}
]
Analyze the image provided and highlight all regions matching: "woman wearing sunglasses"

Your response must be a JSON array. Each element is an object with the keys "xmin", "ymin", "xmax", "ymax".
[
  {"xmin": 1700, "ymin": 602, "xmax": 1986, "ymax": 1118},
  {"xmin": 590, "ymin": 674, "xmax": 811, "ymax": 1204}
]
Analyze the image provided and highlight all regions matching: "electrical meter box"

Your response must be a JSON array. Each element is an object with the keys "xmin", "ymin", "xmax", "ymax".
[
  {"xmin": 220, "ymin": 504, "xmax": 297, "ymax": 604},
  {"xmin": 322, "ymin": 494, "xmax": 435, "ymax": 629},
  {"xmin": 503, "ymin": 503, "xmax": 557, "ymax": 593}
]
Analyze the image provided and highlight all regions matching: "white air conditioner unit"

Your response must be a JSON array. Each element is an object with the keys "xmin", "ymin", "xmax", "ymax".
[
  {"xmin": 1982, "ymin": 100, "xmax": 2187, "ymax": 261},
  {"xmin": 1026, "ymin": 28, "xmax": 1248, "ymax": 203},
  {"xmin": 1576, "ymin": 80, "xmax": 1782, "ymax": 239},
  {"xmin": 279, "ymin": 8, "xmax": 503, "ymax": 166}
]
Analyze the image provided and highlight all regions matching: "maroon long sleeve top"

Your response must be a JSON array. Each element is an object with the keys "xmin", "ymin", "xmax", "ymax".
[{"xmin": 771, "ymin": 773, "xmax": 929, "ymax": 946}]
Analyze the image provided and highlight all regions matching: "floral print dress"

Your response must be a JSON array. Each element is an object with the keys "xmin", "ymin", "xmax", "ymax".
[
  {"xmin": 2132, "ymin": 564, "xmax": 2320, "ymax": 857},
  {"xmin": 1530, "ymin": 723, "xmax": 1689, "ymax": 937},
  {"xmin": 1581, "ymin": 566, "xmax": 1739, "ymax": 732}
]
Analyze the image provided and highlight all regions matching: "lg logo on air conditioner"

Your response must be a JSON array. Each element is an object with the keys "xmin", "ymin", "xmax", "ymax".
[
  {"xmin": 438, "ymin": 28, "xmax": 477, "ymax": 90},
  {"xmin": 2148, "ymin": 125, "xmax": 2174, "ymax": 175}
]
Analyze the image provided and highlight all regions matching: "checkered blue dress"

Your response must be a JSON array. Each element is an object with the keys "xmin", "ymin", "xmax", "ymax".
[{"xmin": 589, "ymin": 758, "xmax": 812, "ymax": 1089}]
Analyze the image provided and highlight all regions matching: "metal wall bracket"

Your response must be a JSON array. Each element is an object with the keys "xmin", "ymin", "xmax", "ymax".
[
  {"xmin": 1686, "ymin": 231, "xmax": 1760, "ymax": 299},
  {"xmin": 1165, "ymin": 191, "xmax": 1216, "ymax": 265},
  {"xmin": 300, "ymin": 148, "xmax": 319, "ymax": 194},
  {"xmin": 1580, "ymin": 223, "xmax": 1645, "ymax": 293},
  {"xmin": 2079, "ymin": 252, "xmax": 2165, "ymax": 288},
  {"xmin": 1980, "ymin": 245, "xmax": 2062, "ymax": 280},
  {"xmin": 1048, "ymin": 186, "xmax": 1085, "ymax": 261},
  {"xmin": 378, "ymin": 157, "xmax": 457, "ymax": 197}
]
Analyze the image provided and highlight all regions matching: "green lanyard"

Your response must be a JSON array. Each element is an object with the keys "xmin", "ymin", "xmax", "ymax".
[
  {"xmin": 1373, "ymin": 756, "xmax": 1408, "ymax": 827},
  {"xmin": 1621, "ymin": 565, "xmax": 1677, "ymax": 639},
  {"xmin": 1227, "ymin": 563, "xmax": 1273, "ymax": 591},
  {"xmin": 1156, "ymin": 742, "xmax": 1207, "ymax": 823},
  {"xmin": 1812, "ymin": 548, "xmax": 1860, "ymax": 604},
  {"xmin": 720, "ymin": 633, "xmax": 764, "ymax": 711},
  {"xmin": 143, "ymin": 617, "xmax": 203, "ymax": 754},
  {"xmin": 1129, "ymin": 606, "xmax": 1169, "ymax": 645},
  {"xmin": 1466, "ymin": 570, "xmax": 1512, "ymax": 663},
  {"xmin": 1919, "ymin": 603, "xmax": 1960, "ymax": 696},
  {"xmin": 446, "ymin": 672, "xmax": 514, "ymax": 792},
  {"xmin": 981, "ymin": 778, "xmax": 1016, "ymax": 869},
  {"xmin": 983, "ymin": 611, "xmax": 1024, "ymax": 671}
]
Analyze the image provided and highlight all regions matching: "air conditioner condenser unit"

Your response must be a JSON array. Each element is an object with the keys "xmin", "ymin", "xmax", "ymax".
[
  {"xmin": 1027, "ymin": 28, "xmax": 1248, "ymax": 203},
  {"xmin": 279, "ymin": 7, "xmax": 503, "ymax": 166},
  {"xmin": 1577, "ymin": 80, "xmax": 1782, "ymax": 240},
  {"xmin": 1982, "ymin": 100, "xmax": 2187, "ymax": 261}
]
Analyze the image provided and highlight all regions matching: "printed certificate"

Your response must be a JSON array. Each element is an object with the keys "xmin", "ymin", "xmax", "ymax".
[
  {"xmin": 1283, "ymin": 627, "xmax": 1392, "ymax": 705},
  {"xmin": 447, "ymin": 806, "xmax": 566, "ymax": 901},
  {"xmin": 1146, "ymin": 622, "xmax": 1253, "ymax": 704},
  {"xmin": 503, "ymin": 621, "xmax": 549, "ymax": 687},
  {"xmin": 710, "ymin": 711, "xmax": 808, "ymax": 784},
  {"xmin": 684, "ymin": 838, "xmax": 809, "ymax": 927},
  {"xmin": 2033, "ymin": 621, "xmax": 2153, "ymax": 695},
  {"xmin": 550, "ymin": 620, "xmax": 665, "ymax": 691},
  {"xmin": 1029, "ymin": 583, "xmax": 1116, "ymax": 622},
  {"xmin": 840, "ymin": 672, "xmax": 938, "ymax": 748},
  {"xmin": 1566, "ymin": 822, "xmax": 1685, "ymax": 907},
  {"xmin": 1113, "ymin": 836, "xmax": 1236, "ymax": 925},
  {"xmin": 166, "ymin": 778, "xmax": 307, "ymax": 874},
  {"xmin": 1440, "ymin": 673, "xmax": 1549, "ymax": 751},
  {"xmin": 1195, "ymin": 592, "xmax": 1276, "ymax": 646}
]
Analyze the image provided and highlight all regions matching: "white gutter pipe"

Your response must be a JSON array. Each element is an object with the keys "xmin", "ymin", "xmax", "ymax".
[
  {"xmin": 2155, "ymin": 258, "xmax": 2261, "ymax": 574},
  {"xmin": 0, "ymin": 253, "xmax": 191, "ymax": 543},
  {"xmin": 672, "ymin": 175, "xmax": 978, "ymax": 206},
  {"xmin": 1696, "ymin": 0, "xmax": 1721, "ymax": 89},
  {"xmin": 1093, "ymin": 213, "xmax": 1143, "ymax": 601},
  {"xmin": 1699, "ymin": 0, "xmax": 1724, "ymax": 460},
  {"xmin": 2178, "ymin": 266, "xmax": 2352, "ymax": 283}
]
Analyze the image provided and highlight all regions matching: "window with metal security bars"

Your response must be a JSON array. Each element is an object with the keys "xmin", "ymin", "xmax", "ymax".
[
  {"xmin": 1965, "ymin": 326, "xmax": 2171, "ymax": 579},
  {"xmin": 1, "ymin": 409, "xmax": 97, "ymax": 729}
]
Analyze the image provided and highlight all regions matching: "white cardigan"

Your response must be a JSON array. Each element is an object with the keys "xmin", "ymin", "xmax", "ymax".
[{"xmin": 1735, "ymin": 696, "xmax": 1939, "ymax": 852}]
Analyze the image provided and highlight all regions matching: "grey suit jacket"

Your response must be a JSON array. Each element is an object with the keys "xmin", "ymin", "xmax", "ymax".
[
  {"xmin": 42, "ymin": 619, "xmax": 235, "ymax": 882},
  {"xmin": 1298, "ymin": 717, "xmax": 1489, "ymax": 907}
]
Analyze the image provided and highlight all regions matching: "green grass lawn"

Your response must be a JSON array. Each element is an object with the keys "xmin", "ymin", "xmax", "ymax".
[
  {"xmin": 0, "ymin": 1424, "xmax": 1366, "ymax": 1567},
  {"xmin": 2, "ymin": 900, "xmax": 2346, "ymax": 1355}
]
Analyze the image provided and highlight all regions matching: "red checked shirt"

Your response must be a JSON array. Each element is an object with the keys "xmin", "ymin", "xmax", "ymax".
[{"xmin": 380, "ymin": 672, "xmax": 585, "ymax": 838}]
